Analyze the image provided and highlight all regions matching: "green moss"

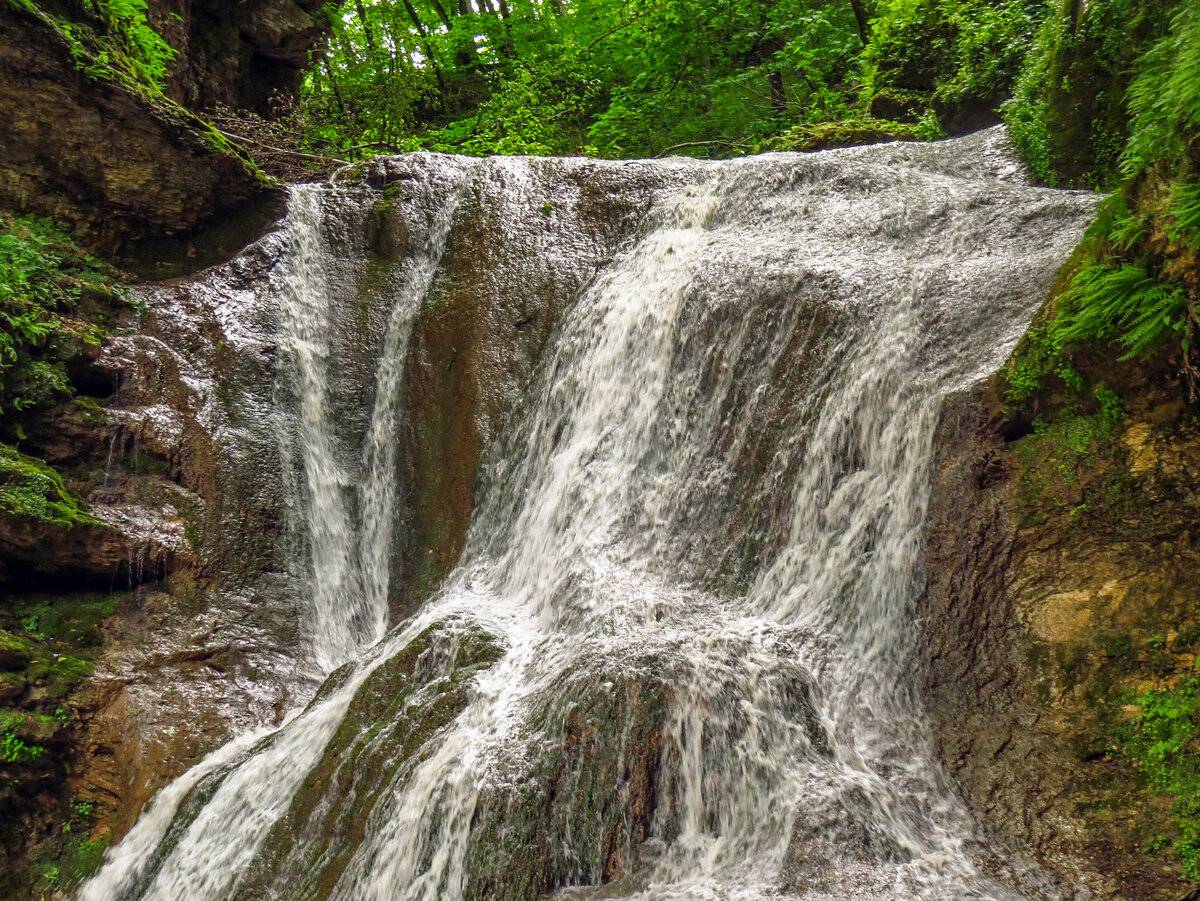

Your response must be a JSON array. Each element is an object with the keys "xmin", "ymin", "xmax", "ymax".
[
  {"xmin": 123, "ymin": 444, "xmax": 171, "ymax": 476},
  {"xmin": 0, "ymin": 630, "xmax": 32, "ymax": 670},
  {"xmin": 29, "ymin": 830, "xmax": 110, "ymax": 895},
  {"xmin": 27, "ymin": 656, "xmax": 94, "ymax": 698},
  {"xmin": 1107, "ymin": 677, "xmax": 1200, "ymax": 880},
  {"xmin": 1007, "ymin": 402, "xmax": 1129, "ymax": 522},
  {"xmin": 758, "ymin": 115, "xmax": 943, "ymax": 152},
  {"xmin": 5, "ymin": 592, "xmax": 119, "ymax": 650},
  {"xmin": 0, "ymin": 443, "xmax": 97, "ymax": 526},
  {"xmin": 71, "ymin": 395, "xmax": 108, "ymax": 424}
]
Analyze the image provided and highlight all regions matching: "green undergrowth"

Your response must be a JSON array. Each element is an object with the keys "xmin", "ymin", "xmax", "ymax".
[
  {"xmin": 293, "ymin": 0, "xmax": 1048, "ymax": 163},
  {"xmin": 4, "ymin": 0, "xmax": 175, "ymax": 92},
  {"xmin": 1001, "ymin": 0, "xmax": 1174, "ymax": 188},
  {"xmin": 0, "ymin": 215, "xmax": 118, "ymax": 419},
  {"xmin": 1106, "ymin": 676, "xmax": 1200, "ymax": 880},
  {"xmin": 1003, "ymin": 0, "xmax": 1200, "ymax": 406},
  {"xmin": 861, "ymin": 0, "xmax": 1045, "ymax": 116},
  {"xmin": 0, "ymin": 214, "xmax": 129, "ymax": 527}
]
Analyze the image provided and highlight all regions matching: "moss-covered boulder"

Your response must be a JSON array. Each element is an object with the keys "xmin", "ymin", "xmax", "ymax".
[{"xmin": 233, "ymin": 618, "xmax": 505, "ymax": 899}]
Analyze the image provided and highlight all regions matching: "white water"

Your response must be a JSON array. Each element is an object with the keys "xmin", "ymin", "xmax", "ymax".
[
  {"xmin": 273, "ymin": 169, "xmax": 476, "ymax": 672},
  {"xmin": 80, "ymin": 130, "xmax": 1098, "ymax": 901}
]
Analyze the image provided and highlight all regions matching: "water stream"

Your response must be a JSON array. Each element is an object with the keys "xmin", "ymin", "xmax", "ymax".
[{"xmin": 80, "ymin": 129, "xmax": 1098, "ymax": 901}]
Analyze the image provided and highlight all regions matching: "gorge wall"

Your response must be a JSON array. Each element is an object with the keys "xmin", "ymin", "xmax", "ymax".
[
  {"xmin": 0, "ymin": 0, "xmax": 331, "ymax": 267},
  {"xmin": 923, "ymin": 353, "xmax": 1200, "ymax": 900}
]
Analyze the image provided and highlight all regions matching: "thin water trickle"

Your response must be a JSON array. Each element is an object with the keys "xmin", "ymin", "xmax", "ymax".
[
  {"xmin": 80, "ymin": 131, "xmax": 1098, "ymax": 901},
  {"xmin": 272, "ymin": 169, "xmax": 477, "ymax": 672}
]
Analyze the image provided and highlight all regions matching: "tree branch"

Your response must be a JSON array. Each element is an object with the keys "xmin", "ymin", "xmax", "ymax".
[{"xmin": 654, "ymin": 140, "xmax": 751, "ymax": 158}]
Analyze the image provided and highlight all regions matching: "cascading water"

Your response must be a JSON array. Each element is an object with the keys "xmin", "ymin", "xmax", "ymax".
[
  {"xmin": 271, "ymin": 169, "xmax": 477, "ymax": 672},
  {"xmin": 80, "ymin": 129, "xmax": 1098, "ymax": 901}
]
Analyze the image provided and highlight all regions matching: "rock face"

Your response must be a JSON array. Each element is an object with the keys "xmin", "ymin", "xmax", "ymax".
[
  {"xmin": 922, "ymin": 365, "xmax": 1200, "ymax": 900},
  {"xmin": 0, "ymin": 0, "xmax": 332, "ymax": 266},
  {"xmin": 151, "ymin": 0, "xmax": 330, "ymax": 116}
]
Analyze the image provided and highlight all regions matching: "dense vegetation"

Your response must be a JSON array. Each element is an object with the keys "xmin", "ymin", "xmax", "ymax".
[
  {"xmin": 1004, "ymin": 0, "xmax": 1200, "ymax": 405},
  {"xmin": 287, "ymin": 0, "xmax": 1045, "ymax": 159},
  {"xmin": 0, "ymin": 217, "xmax": 128, "ymax": 525}
]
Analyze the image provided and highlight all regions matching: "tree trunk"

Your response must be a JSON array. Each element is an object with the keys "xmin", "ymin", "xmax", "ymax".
[
  {"xmin": 769, "ymin": 71, "xmax": 787, "ymax": 112},
  {"xmin": 428, "ymin": 0, "xmax": 454, "ymax": 30},
  {"xmin": 353, "ymin": 0, "xmax": 377, "ymax": 55},
  {"xmin": 850, "ymin": 0, "xmax": 871, "ymax": 46}
]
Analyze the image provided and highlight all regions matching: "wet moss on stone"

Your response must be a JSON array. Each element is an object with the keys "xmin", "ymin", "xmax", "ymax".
[
  {"xmin": 234, "ymin": 620, "xmax": 505, "ymax": 899},
  {"xmin": 0, "ymin": 443, "xmax": 97, "ymax": 526},
  {"xmin": 0, "ymin": 589, "xmax": 124, "ymax": 899}
]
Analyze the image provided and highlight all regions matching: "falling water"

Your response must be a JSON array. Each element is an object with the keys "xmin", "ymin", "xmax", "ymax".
[
  {"xmin": 80, "ymin": 130, "xmax": 1098, "ymax": 901},
  {"xmin": 272, "ymin": 167, "xmax": 476, "ymax": 672}
]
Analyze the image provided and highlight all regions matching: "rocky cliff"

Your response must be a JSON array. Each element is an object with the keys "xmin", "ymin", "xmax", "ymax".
[
  {"xmin": 923, "ymin": 350, "xmax": 1200, "ymax": 900},
  {"xmin": 0, "ymin": 2, "xmax": 335, "ymax": 894},
  {"xmin": 0, "ymin": 0, "xmax": 331, "ymax": 268}
]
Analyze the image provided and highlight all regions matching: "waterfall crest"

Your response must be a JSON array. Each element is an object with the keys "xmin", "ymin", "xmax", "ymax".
[{"xmin": 80, "ymin": 130, "xmax": 1098, "ymax": 901}]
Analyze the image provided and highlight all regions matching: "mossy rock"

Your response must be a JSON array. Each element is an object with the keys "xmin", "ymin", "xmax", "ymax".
[
  {"xmin": 231, "ymin": 618, "xmax": 505, "ymax": 899},
  {"xmin": 759, "ymin": 117, "xmax": 940, "ymax": 153},
  {"xmin": 0, "ymin": 443, "xmax": 95, "ymax": 527},
  {"xmin": 868, "ymin": 88, "xmax": 932, "ymax": 123},
  {"xmin": 0, "ymin": 631, "xmax": 31, "ymax": 670}
]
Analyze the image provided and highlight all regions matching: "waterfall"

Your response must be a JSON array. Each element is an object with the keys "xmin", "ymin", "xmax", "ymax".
[{"xmin": 79, "ymin": 129, "xmax": 1098, "ymax": 901}]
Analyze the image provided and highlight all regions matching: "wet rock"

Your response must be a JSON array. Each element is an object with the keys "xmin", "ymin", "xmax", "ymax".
[
  {"xmin": 391, "ymin": 159, "xmax": 681, "ymax": 617},
  {"xmin": 0, "ymin": 0, "xmax": 331, "ymax": 268},
  {"xmin": 922, "ymin": 371, "xmax": 1200, "ymax": 900},
  {"xmin": 0, "ymin": 631, "xmax": 31, "ymax": 670},
  {"xmin": 233, "ymin": 619, "xmax": 505, "ymax": 899}
]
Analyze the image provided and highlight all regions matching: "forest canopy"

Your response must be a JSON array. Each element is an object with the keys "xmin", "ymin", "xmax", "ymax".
[{"xmin": 290, "ymin": 0, "xmax": 1042, "ymax": 160}]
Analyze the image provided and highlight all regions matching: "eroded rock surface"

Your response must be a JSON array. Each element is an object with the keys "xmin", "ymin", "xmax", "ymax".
[
  {"xmin": 923, "ymin": 370, "xmax": 1200, "ymax": 900},
  {"xmin": 0, "ymin": 0, "xmax": 332, "ymax": 265}
]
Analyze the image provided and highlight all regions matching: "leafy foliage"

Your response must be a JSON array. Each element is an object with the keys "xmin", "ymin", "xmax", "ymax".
[
  {"xmin": 87, "ymin": 0, "xmax": 177, "ymax": 91},
  {"xmin": 287, "ymin": 0, "xmax": 1058, "ymax": 160},
  {"xmin": 861, "ymin": 0, "xmax": 1042, "ymax": 108},
  {"xmin": 0, "ymin": 216, "xmax": 116, "ymax": 418},
  {"xmin": 1000, "ymin": 0, "xmax": 1183, "ymax": 189},
  {"xmin": 1119, "ymin": 1, "xmax": 1200, "ymax": 178},
  {"xmin": 300, "ymin": 0, "xmax": 868, "ymax": 158},
  {"xmin": 1002, "ymin": 0, "xmax": 1200, "ymax": 401},
  {"xmin": 1054, "ymin": 263, "xmax": 1186, "ymax": 361},
  {"xmin": 0, "ymin": 724, "xmax": 43, "ymax": 763},
  {"xmin": 5, "ymin": 0, "xmax": 177, "ymax": 93},
  {"xmin": 1112, "ymin": 677, "xmax": 1200, "ymax": 880}
]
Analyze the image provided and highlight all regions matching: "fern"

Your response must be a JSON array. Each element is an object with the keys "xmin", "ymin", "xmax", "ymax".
[
  {"xmin": 1167, "ymin": 178, "xmax": 1200, "ymax": 250},
  {"xmin": 1120, "ymin": 2, "xmax": 1200, "ymax": 176},
  {"xmin": 1053, "ymin": 263, "xmax": 1186, "ymax": 360},
  {"xmin": 1107, "ymin": 208, "xmax": 1150, "ymax": 253},
  {"xmin": 92, "ymin": 0, "xmax": 176, "ymax": 90}
]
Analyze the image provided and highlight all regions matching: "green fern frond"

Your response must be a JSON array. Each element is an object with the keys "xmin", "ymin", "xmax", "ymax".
[
  {"xmin": 1053, "ymin": 263, "xmax": 1186, "ymax": 360},
  {"xmin": 1121, "ymin": 2, "xmax": 1200, "ymax": 176},
  {"xmin": 1167, "ymin": 178, "xmax": 1200, "ymax": 250},
  {"xmin": 1117, "ymin": 284, "xmax": 1186, "ymax": 359}
]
